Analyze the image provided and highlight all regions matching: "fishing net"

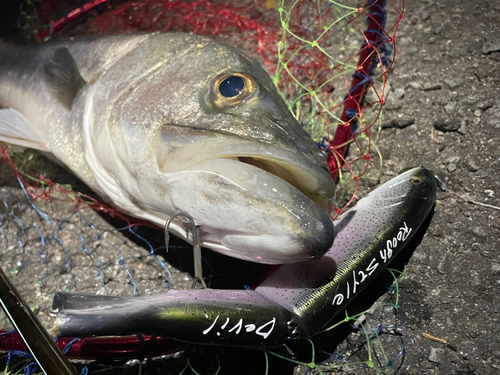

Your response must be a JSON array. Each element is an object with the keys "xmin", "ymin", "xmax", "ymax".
[{"xmin": 1, "ymin": 0, "xmax": 405, "ymax": 373}]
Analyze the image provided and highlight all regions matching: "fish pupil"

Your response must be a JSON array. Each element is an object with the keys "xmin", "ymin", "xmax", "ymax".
[{"xmin": 219, "ymin": 76, "xmax": 245, "ymax": 98}]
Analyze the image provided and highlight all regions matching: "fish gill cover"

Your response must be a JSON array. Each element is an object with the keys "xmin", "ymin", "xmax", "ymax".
[{"xmin": 0, "ymin": 0, "xmax": 406, "ymax": 374}]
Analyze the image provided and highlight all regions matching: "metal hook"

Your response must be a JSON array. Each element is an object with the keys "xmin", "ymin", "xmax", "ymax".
[{"xmin": 164, "ymin": 212, "xmax": 207, "ymax": 289}]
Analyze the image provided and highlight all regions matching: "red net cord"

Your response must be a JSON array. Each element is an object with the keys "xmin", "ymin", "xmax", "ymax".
[
  {"xmin": 0, "ymin": 331, "xmax": 187, "ymax": 360},
  {"xmin": 327, "ymin": 0, "xmax": 393, "ymax": 181}
]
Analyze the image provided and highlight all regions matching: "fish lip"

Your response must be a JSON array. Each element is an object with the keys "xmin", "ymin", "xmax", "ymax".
[
  {"xmin": 158, "ymin": 141, "xmax": 335, "ymax": 213},
  {"xmin": 229, "ymin": 155, "xmax": 333, "ymax": 211}
]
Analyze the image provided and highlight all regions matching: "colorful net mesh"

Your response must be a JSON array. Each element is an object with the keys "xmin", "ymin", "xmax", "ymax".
[{"xmin": 1, "ymin": 0, "xmax": 405, "ymax": 373}]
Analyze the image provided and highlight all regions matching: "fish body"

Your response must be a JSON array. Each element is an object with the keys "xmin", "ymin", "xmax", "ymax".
[
  {"xmin": 0, "ymin": 33, "xmax": 335, "ymax": 264},
  {"xmin": 53, "ymin": 167, "xmax": 437, "ymax": 347}
]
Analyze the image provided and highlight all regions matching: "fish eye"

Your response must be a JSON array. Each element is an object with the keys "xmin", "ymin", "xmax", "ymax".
[
  {"xmin": 219, "ymin": 76, "xmax": 244, "ymax": 98},
  {"xmin": 410, "ymin": 176, "xmax": 423, "ymax": 185},
  {"xmin": 207, "ymin": 72, "xmax": 259, "ymax": 109}
]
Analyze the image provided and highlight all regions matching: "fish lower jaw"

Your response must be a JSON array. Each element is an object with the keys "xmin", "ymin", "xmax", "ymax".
[
  {"xmin": 199, "ymin": 233, "xmax": 325, "ymax": 265},
  {"xmin": 198, "ymin": 209, "xmax": 335, "ymax": 265}
]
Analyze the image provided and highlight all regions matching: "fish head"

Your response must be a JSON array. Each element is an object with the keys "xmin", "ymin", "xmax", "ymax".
[{"xmin": 92, "ymin": 34, "xmax": 335, "ymax": 264}]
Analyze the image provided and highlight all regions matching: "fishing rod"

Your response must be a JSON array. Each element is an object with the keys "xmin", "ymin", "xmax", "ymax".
[{"xmin": 0, "ymin": 265, "xmax": 78, "ymax": 375}]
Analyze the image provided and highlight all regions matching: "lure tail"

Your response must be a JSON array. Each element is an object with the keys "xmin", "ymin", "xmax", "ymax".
[{"xmin": 53, "ymin": 289, "xmax": 293, "ymax": 348}]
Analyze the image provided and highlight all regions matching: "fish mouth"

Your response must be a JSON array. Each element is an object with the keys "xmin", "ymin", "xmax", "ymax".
[
  {"xmin": 181, "ymin": 154, "xmax": 335, "ymax": 263},
  {"xmin": 229, "ymin": 156, "xmax": 333, "ymax": 212},
  {"xmin": 156, "ymin": 117, "xmax": 335, "ymax": 210},
  {"xmin": 156, "ymin": 140, "xmax": 336, "ymax": 263},
  {"xmin": 157, "ymin": 139, "xmax": 335, "ymax": 212}
]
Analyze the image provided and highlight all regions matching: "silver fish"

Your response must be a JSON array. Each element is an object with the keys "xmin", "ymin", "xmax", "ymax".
[
  {"xmin": 0, "ymin": 33, "xmax": 335, "ymax": 264},
  {"xmin": 52, "ymin": 167, "xmax": 437, "ymax": 347}
]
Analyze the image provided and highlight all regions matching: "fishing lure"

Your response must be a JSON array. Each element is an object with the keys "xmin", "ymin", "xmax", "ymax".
[{"xmin": 52, "ymin": 167, "xmax": 436, "ymax": 347}]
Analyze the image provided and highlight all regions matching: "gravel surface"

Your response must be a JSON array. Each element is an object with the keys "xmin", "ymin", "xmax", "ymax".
[{"xmin": 369, "ymin": 0, "xmax": 500, "ymax": 373}]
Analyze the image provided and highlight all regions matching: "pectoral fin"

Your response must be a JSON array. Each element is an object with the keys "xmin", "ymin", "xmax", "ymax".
[
  {"xmin": 44, "ymin": 47, "xmax": 87, "ymax": 110},
  {"xmin": 0, "ymin": 108, "xmax": 47, "ymax": 150}
]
